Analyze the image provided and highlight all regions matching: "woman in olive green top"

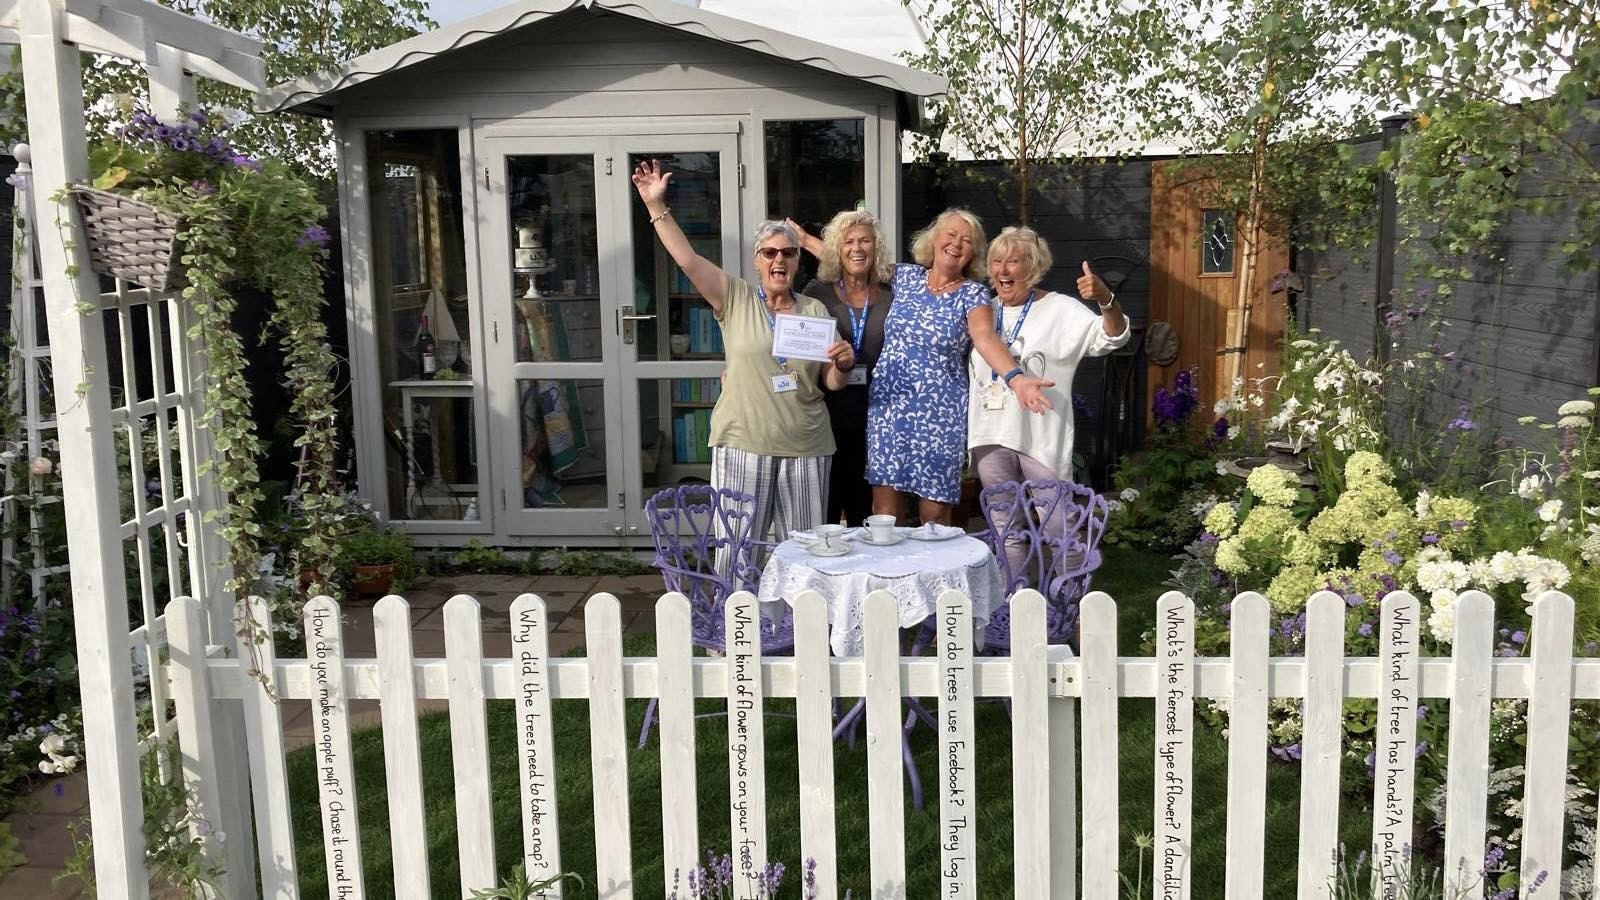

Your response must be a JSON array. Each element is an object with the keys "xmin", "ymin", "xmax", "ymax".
[{"xmin": 632, "ymin": 159, "xmax": 855, "ymax": 544}]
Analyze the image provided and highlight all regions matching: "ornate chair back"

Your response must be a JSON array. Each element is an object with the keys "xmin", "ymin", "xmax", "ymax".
[
  {"xmin": 643, "ymin": 484, "xmax": 792, "ymax": 652},
  {"xmin": 976, "ymin": 478, "xmax": 1108, "ymax": 649}
]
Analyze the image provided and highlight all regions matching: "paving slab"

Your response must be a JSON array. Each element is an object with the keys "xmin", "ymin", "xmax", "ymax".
[
  {"xmin": 8, "ymin": 813, "xmax": 80, "ymax": 871},
  {"xmin": 0, "ymin": 862, "xmax": 82, "ymax": 899}
]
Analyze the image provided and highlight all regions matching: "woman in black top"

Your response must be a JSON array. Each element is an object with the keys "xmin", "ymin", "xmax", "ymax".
[{"xmin": 797, "ymin": 210, "xmax": 894, "ymax": 526}]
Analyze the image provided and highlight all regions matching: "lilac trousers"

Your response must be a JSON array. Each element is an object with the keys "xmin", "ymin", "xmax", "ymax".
[{"xmin": 971, "ymin": 444, "xmax": 1062, "ymax": 582}]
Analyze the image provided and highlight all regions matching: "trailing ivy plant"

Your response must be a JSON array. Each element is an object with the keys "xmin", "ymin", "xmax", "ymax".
[{"xmin": 67, "ymin": 106, "xmax": 341, "ymax": 653}]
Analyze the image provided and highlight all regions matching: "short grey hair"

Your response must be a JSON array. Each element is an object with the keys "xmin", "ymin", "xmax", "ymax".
[
  {"xmin": 751, "ymin": 219, "xmax": 801, "ymax": 252},
  {"xmin": 987, "ymin": 226, "xmax": 1054, "ymax": 289}
]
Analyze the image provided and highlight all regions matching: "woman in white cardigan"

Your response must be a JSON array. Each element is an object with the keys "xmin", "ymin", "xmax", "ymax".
[{"xmin": 968, "ymin": 226, "xmax": 1130, "ymax": 575}]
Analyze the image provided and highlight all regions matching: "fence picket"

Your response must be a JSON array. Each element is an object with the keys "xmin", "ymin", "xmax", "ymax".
[
  {"xmin": 1443, "ymin": 590, "xmax": 1494, "ymax": 897},
  {"xmin": 1371, "ymin": 592, "xmax": 1420, "ymax": 892},
  {"xmin": 1155, "ymin": 592, "xmax": 1195, "ymax": 899},
  {"xmin": 654, "ymin": 593, "xmax": 697, "ymax": 886},
  {"xmin": 725, "ymin": 592, "xmax": 770, "ymax": 894},
  {"xmin": 445, "ymin": 595, "xmax": 496, "ymax": 894},
  {"xmin": 374, "ymin": 595, "xmax": 432, "ymax": 900},
  {"xmin": 162, "ymin": 586, "xmax": 1600, "ymax": 900},
  {"xmin": 164, "ymin": 597, "xmax": 233, "ymax": 897},
  {"xmin": 303, "ymin": 595, "xmax": 364, "ymax": 898},
  {"xmin": 1297, "ymin": 591, "xmax": 1345, "ymax": 900},
  {"xmin": 1048, "ymin": 642, "xmax": 1077, "ymax": 900},
  {"xmin": 585, "ymin": 593, "xmax": 633, "ymax": 898},
  {"xmin": 1078, "ymin": 591, "xmax": 1119, "ymax": 897},
  {"xmin": 793, "ymin": 591, "xmax": 838, "ymax": 899},
  {"xmin": 1011, "ymin": 591, "xmax": 1050, "ymax": 896},
  {"xmin": 864, "ymin": 589, "xmax": 907, "ymax": 898},
  {"xmin": 1224, "ymin": 593, "xmax": 1269, "ymax": 900},
  {"xmin": 1521, "ymin": 591, "xmax": 1575, "ymax": 889},
  {"xmin": 509, "ymin": 594, "xmax": 563, "ymax": 895},
  {"xmin": 240, "ymin": 595, "xmax": 298, "ymax": 899},
  {"xmin": 938, "ymin": 589, "xmax": 977, "ymax": 900}
]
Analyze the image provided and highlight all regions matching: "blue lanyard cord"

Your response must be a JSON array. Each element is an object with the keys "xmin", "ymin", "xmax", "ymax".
[
  {"xmin": 757, "ymin": 287, "xmax": 790, "ymax": 370},
  {"xmin": 990, "ymin": 291, "xmax": 1035, "ymax": 381},
  {"xmin": 839, "ymin": 280, "xmax": 871, "ymax": 354}
]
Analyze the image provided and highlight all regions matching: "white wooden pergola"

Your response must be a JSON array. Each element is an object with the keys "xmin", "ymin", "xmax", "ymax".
[{"xmin": 0, "ymin": 1, "xmax": 265, "ymax": 895}]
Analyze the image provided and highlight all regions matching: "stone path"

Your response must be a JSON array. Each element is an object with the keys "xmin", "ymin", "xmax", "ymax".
[{"xmin": 0, "ymin": 571, "xmax": 667, "ymax": 897}]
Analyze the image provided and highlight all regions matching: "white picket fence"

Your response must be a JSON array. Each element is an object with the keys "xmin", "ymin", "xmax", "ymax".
[{"xmin": 162, "ymin": 587, "xmax": 1600, "ymax": 899}]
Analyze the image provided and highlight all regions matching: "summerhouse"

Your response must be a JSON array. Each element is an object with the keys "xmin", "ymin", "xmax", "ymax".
[{"xmin": 261, "ymin": 0, "xmax": 941, "ymax": 546}]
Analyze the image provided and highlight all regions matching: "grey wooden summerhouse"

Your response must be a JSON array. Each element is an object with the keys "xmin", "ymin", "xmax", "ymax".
[{"xmin": 261, "ymin": 0, "xmax": 943, "ymax": 546}]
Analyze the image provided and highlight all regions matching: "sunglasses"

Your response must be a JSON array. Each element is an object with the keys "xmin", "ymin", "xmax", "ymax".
[{"xmin": 756, "ymin": 246, "xmax": 800, "ymax": 261}]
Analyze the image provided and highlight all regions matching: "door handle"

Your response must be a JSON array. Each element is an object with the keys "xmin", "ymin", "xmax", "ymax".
[{"xmin": 617, "ymin": 305, "xmax": 656, "ymax": 345}]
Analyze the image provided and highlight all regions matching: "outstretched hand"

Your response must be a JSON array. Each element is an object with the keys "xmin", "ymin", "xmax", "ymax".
[
  {"xmin": 1077, "ymin": 261, "xmax": 1113, "ymax": 306},
  {"xmin": 1010, "ymin": 373, "xmax": 1057, "ymax": 414},
  {"xmin": 631, "ymin": 159, "xmax": 672, "ymax": 206}
]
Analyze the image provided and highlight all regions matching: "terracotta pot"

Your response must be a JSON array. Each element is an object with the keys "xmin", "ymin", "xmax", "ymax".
[{"xmin": 351, "ymin": 563, "xmax": 395, "ymax": 596}]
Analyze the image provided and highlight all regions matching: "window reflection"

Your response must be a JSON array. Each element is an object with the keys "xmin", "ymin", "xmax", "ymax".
[
  {"xmin": 765, "ymin": 119, "xmax": 865, "ymax": 288},
  {"xmin": 366, "ymin": 129, "xmax": 477, "ymax": 520}
]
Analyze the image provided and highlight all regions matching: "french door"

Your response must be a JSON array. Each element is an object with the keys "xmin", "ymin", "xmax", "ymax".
[{"xmin": 480, "ymin": 130, "xmax": 740, "ymax": 537}]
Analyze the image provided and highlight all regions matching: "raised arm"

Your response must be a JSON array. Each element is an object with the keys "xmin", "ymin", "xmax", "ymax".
[
  {"xmin": 633, "ymin": 159, "xmax": 727, "ymax": 313},
  {"xmin": 968, "ymin": 304, "xmax": 1055, "ymax": 414},
  {"xmin": 785, "ymin": 217, "xmax": 825, "ymax": 258}
]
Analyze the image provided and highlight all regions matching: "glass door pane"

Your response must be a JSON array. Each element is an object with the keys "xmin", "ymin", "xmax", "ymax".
[
  {"xmin": 483, "ymin": 139, "xmax": 625, "ymax": 537},
  {"xmin": 614, "ymin": 136, "xmax": 740, "ymax": 517}
]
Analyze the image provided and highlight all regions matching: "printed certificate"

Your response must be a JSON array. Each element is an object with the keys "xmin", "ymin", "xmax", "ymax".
[{"xmin": 770, "ymin": 313, "xmax": 838, "ymax": 363}]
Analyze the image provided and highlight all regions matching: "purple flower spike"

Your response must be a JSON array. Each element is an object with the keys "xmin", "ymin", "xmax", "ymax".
[
  {"xmin": 1382, "ymin": 550, "xmax": 1402, "ymax": 567},
  {"xmin": 1421, "ymin": 533, "xmax": 1439, "ymax": 545},
  {"xmin": 1357, "ymin": 622, "xmax": 1373, "ymax": 637},
  {"xmin": 1416, "ymin": 705, "xmax": 1428, "ymax": 719},
  {"xmin": 297, "ymin": 225, "xmax": 332, "ymax": 249},
  {"xmin": 1511, "ymin": 630, "xmax": 1527, "ymax": 645}
]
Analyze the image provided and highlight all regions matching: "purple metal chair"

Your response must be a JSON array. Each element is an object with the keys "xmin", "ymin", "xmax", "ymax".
[
  {"xmin": 976, "ymin": 479, "xmax": 1107, "ymax": 652},
  {"xmin": 636, "ymin": 484, "xmax": 795, "ymax": 747}
]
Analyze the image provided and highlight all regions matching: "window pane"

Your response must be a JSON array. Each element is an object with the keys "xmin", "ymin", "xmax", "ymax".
[
  {"xmin": 518, "ymin": 379, "xmax": 608, "ymax": 510},
  {"xmin": 383, "ymin": 392, "xmax": 479, "ymax": 521},
  {"xmin": 506, "ymin": 154, "xmax": 602, "ymax": 363},
  {"xmin": 1202, "ymin": 209, "xmax": 1235, "ymax": 275},
  {"xmin": 627, "ymin": 151, "xmax": 724, "ymax": 362},
  {"xmin": 765, "ymin": 119, "xmax": 865, "ymax": 287}
]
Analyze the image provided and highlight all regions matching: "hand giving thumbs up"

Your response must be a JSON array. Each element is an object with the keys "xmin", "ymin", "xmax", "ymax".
[{"xmin": 1077, "ymin": 261, "xmax": 1113, "ymax": 307}]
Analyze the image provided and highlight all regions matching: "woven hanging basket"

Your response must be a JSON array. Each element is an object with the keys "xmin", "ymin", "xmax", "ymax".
[{"xmin": 72, "ymin": 186, "xmax": 187, "ymax": 292}]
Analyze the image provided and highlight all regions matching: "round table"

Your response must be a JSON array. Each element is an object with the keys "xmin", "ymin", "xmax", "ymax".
[{"xmin": 757, "ymin": 531, "xmax": 1002, "ymax": 656}]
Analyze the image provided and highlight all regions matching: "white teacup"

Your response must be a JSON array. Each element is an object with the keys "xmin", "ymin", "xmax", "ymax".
[
  {"xmin": 814, "ymin": 523, "xmax": 848, "ymax": 551},
  {"xmin": 865, "ymin": 514, "xmax": 897, "ymax": 543}
]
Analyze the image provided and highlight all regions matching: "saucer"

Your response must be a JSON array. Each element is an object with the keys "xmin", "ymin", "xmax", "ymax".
[
  {"xmin": 804, "ymin": 542, "xmax": 852, "ymax": 557},
  {"xmin": 904, "ymin": 524, "xmax": 963, "ymax": 541},
  {"xmin": 856, "ymin": 529, "xmax": 906, "ymax": 546}
]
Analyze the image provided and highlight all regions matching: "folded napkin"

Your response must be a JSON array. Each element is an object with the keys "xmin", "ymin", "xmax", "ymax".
[
  {"xmin": 789, "ymin": 529, "xmax": 856, "ymax": 545},
  {"xmin": 915, "ymin": 523, "xmax": 966, "ymax": 539}
]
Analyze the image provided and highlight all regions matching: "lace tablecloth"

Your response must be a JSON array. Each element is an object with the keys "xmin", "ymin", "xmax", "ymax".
[{"xmin": 757, "ymin": 533, "xmax": 1000, "ymax": 656}]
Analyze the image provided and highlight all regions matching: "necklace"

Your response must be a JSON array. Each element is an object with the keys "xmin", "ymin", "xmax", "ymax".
[{"xmin": 927, "ymin": 272, "xmax": 963, "ymax": 294}]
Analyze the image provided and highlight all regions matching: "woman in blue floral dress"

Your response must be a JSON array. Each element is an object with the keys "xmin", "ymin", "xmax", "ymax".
[{"xmin": 804, "ymin": 209, "xmax": 1055, "ymax": 524}]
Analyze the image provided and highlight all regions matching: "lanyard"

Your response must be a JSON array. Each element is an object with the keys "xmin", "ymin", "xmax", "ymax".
[
  {"xmin": 838, "ymin": 281, "xmax": 871, "ymax": 354},
  {"xmin": 991, "ymin": 291, "xmax": 1035, "ymax": 381},
  {"xmin": 757, "ymin": 287, "xmax": 790, "ymax": 372}
]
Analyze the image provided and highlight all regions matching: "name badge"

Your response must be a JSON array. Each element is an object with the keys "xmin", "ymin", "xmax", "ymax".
[
  {"xmin": 983, "ymin": 381, "xmax": 1007, "ymax": 410},
  {"xmin": 772, "ymin": 373, "xmax": 798, "ymax": 393},
  {"xmin": 847, "ymin": 367, "xmax": 869, "ymax": 386}
]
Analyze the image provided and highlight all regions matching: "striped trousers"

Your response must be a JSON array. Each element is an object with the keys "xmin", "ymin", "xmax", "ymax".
[{"xmin": 710, "ymin": 446, "xmax": 831, "ymax": 574}]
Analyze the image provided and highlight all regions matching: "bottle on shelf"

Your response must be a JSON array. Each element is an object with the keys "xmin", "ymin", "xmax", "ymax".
[{"xmin": 418, "ymin": 314, "xmax": 437, "ymax": 379}]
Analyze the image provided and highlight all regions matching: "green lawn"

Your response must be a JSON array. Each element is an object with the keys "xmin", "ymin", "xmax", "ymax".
[{"xmin": 286, "ymin": 546, "xmax": 1371, "ymax": 897}]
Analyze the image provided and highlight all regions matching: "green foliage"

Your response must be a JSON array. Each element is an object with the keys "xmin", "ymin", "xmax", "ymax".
[
  {"xmin": 339, "ymin": 525, "xmax": 416, "ymax": 590},
  {"xmin": 467, "ymin": 864, "xmax": 583, "ymax": 900},
  {"xmin": 535, "ymin": 549, "xmax": 653, "ymax": 578},
  {"xmin": 1103, "ymin": 0, "xmax": 1385, "ymax": 254},
  {"xmin": 1359, "ymin": 0, "xmax": 1600, "ymax": 272},
  {"xmin": 453, "ymin": 539, "xmax": 510, "ymax": 573},
  {"xmin": 902, "ymin": 0, "xmax": 1114, "ymax": 220},
  {"xmin": 77, "ymin": 0, "xmax": 434, "ymax": 179},
  {"xmin": 60, "ymin": 741, "xmax": 224, "ymax": 896},
  {"xmin": 0, "ymin": 822, "xmax": 24, "ymax": 874}
]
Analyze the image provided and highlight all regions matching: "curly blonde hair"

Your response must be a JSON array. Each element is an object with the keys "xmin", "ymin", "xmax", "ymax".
[
  {"xmin": 909, "ymin": 208, "xmax": 987, "ymax": 280},
  {"xmin": 986, "ymin": 226, "xmax": 1054, "ymax": 288},
  {"xmin": 816, "ymin": 209, "xmax": 893, "ymax": 283}
]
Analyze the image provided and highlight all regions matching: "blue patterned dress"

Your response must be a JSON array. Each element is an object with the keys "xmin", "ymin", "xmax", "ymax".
[{"xmin": 866, "ymin": 264, "xmax": 989, "ymax": 503}]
